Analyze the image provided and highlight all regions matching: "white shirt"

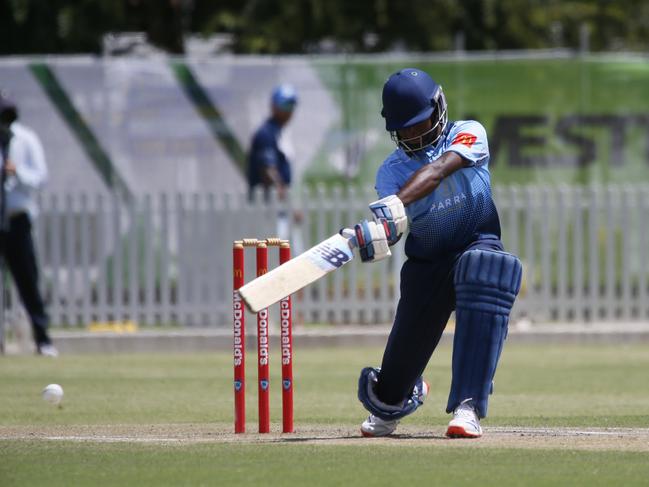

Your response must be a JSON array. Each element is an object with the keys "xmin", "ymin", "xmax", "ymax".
[{"xmin": 2, "ymin": 122, "xmax": 48, "ymax": 219}]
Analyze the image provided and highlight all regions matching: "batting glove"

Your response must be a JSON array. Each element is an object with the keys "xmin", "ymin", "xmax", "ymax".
[
  {"xmin": 369, "ymin": 195, "xmax": 407, "ymax": 245},
  {"xmin": 353, "ymin": 219, "xmax": 391, "ymax": 263}
]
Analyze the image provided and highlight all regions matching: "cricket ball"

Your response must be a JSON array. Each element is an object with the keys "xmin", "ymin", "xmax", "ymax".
[{"xmin": 42, "ymin": 384, "xmax": 64, "ymax": 405}]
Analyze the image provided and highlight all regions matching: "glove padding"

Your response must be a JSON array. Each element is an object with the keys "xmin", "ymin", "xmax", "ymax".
[
  {"xmin": 369, "ymin": 195, "xmax": 407, "ymax": 245},
  {"xmin": 352, "ymin": 219, "xmax": 391, "ymax": 263}
]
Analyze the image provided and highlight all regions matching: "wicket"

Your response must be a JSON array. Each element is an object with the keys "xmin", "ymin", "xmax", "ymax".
[{"xmin": 232, "ymin": 238, "xmax": 293, "ymax": 434}]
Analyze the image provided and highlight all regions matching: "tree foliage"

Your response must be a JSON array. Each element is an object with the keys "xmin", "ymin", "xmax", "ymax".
[{"xmin": 1, "ymin": 0, "xmax": 648, "ymax": 55}]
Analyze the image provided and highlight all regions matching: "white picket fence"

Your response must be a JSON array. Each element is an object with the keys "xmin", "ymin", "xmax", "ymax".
[
  {"xmin": 3, "ymin": 184, "xmax": 649, "ymax": 328},
  {"xmin": 497, "ymin": 185, "xmax": 649, "ymax": 322}
]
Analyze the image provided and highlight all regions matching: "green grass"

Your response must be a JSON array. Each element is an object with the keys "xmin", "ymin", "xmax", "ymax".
[
  {"xmin": 2, "ymin": 441, "xmax": 648, "ymax": 487},
  {"xmin": 1, "ymin": 343, "xmax": 649, "ymax": 485}
]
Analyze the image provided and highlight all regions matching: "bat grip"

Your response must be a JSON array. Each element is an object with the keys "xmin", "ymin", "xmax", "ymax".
[{"xmin": 339, "ymin": 227, "xmax": 358, "ymax": 248}]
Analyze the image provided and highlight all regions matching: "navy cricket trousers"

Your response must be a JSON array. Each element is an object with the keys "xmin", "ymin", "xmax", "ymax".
[
  {"xmin": 376, "ymin": 236, "xmax": 503, "ymax": 405},
  {"xmin": 1, "ymin": 212, "xmax": 51, "ymax": 346}
]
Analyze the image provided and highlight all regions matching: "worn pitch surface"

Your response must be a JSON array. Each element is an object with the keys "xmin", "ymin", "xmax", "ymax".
[{"xmin": 2, "ymin": 424, "xmax": 649, "ymax": 452}]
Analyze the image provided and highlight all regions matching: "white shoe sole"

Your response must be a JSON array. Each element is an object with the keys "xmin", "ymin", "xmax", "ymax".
[
  {"xmin": 361, "ymin": 429, "xmax": 387, "ymax": 438},
  {"xmin": 360, "ymin": 419, "xmax": 398, "ymax": 438},
  {"xmin": 446, "ymin": 424, "xmax": 482, "ymax": 438}
]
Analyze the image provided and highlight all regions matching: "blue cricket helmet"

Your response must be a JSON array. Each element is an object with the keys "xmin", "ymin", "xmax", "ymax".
[
  {"xmin": 381, "ymin": 68, "xmax": 448, "ymax": 152},
  {"xmin": 271, "ymin": 84, "xmax": 298, "ymax": 112}
]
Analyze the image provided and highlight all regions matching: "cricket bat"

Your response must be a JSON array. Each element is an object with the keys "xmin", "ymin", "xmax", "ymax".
[{"xmin": 238, "ymin": 233, "xmax": 356, "ymax": 313}]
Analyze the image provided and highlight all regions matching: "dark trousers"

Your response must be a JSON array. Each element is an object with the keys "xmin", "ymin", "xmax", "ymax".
[
  {"xmin": 376, "ymin": 236, "xmax": 503, "ymax": 405},
  {"xmin": 0, "ymin": 212, "xmax": 50, "ymax": 346}
]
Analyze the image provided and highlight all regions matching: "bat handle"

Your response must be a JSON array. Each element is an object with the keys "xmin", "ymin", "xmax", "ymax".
[{"xmin": 339, "ymin": 227, "xmax": 358, "ymax": 249}]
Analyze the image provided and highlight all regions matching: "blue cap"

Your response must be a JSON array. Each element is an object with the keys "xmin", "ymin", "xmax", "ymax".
[
  {"xmin": 381, "ymin": 68, "xmax": 441, "ymax": 131},
  {"xmin": 271, "ymin": 84, "xmax": 298, "ymax": 112}
]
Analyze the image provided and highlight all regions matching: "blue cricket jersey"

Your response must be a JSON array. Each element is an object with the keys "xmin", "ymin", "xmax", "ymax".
[
  {"xmin": 375, "ymin": 120, "xmax": 501, "ymax": 259},
  {"xmin": 247, "ymin": 118, "xmax": 292, "ymax": 191}
]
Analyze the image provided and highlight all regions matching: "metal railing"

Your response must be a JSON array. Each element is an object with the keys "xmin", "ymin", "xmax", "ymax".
[{"xmin": 2, "ymin": 184, "xmax": 648, "ymax": 327}]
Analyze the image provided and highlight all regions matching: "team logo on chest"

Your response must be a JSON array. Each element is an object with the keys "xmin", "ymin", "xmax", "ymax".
[
  {"xmin": 431, "ymin": 192, "xmax": 468, "ymax": 212},
  {"xmin": 430, "ymin": 178, "xmax": 468, "ymax": 213}
]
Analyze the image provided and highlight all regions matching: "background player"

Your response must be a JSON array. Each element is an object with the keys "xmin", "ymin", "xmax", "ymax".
[
  {"xmin": 247, "ymin": 84, "xmax": 297, "ymax": 202},
  {"xmin": 351, "ymin": 68, "xmax": 522, "ymax": 438},
  {"xmin": 247, "ymin": 84, "xmax": 303, "ymax": 245},
  {"xmin": 0, "ymin": 92, "xmax": 57, "ymax": 356}
]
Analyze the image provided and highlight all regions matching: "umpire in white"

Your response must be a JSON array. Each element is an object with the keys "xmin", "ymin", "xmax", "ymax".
[{"xmin": 0, "ymin": 92, "xmax": 57, "ymax": 356}]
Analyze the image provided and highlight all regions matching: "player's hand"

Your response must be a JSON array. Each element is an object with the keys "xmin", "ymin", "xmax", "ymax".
[
  {"xmin": 292, "ymin": 209, "xmax": 304, "ymax": 225},
  {"xmin": 369, "ymin": 195, "xmax": 407, "ymax": 245},
  {"xmin": 3, "ymin": 160, "xmax": 16, "ymax": 176},
  {"xmin": 351, "ymin": 219, "xmax": 391, "ymax": 263}
]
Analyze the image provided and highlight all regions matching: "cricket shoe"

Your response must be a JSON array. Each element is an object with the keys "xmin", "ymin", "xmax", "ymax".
[
  {"xmin": 37, "ymin": 343, "xmax": 59, "ymax": 358},
  {"xmin": 446, "ymin": 399, "xmax": 482, "ymax": 438},
  {"xmin": 361, "ymin": 380, "xmax": 429, "ymax": 437}
]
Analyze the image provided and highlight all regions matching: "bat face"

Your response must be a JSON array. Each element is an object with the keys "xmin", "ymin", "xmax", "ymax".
[
  {"xmin": 238, "ymin": 234, "xmax": 355, "ymax": 313},
  {"xmin": 302, "ymin": 233, "xmax": 354, "ymax": 272}
]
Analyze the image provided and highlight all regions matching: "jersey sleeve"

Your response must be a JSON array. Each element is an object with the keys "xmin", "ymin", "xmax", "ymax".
[
  {"xmin": 375, "ymin": 163, "xmax": 400, "ymax": 199},
  {"xmin": 14, "ymin": 128, "xmax": 48, "ymax": 189},
  {"xmin": 444, "ymin": 120, "xmax": 489, "ymax": 167}
]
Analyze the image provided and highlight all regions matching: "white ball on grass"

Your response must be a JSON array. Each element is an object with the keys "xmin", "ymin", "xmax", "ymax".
[{"xmin": 42, "ymin": 384, "xmax": 64, "ymax": 405}]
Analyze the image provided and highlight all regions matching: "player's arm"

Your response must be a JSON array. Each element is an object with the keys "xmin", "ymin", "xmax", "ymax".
[
  {"xmin": 396, "ymin": 151, "xmax": 465, "ymax": 205},
  {"xmin": 261, "ymin": 165, "xmax": 287, "ymax": 200},
  {"xmin": 369, "ymin": 152, "xmax": 465, "ymax": 245},
  {"xmin": 255, "ymin": 131, "xmax": 287, "ymax": 200},
  {"xmin": 11, "ymin": 131, "xmax": 48, "ymax": 189}
]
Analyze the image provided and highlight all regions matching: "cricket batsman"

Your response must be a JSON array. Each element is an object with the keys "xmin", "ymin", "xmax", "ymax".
[{"xmin": 350, "ymin": 68, "xmax": 522, "ymax": 438}]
